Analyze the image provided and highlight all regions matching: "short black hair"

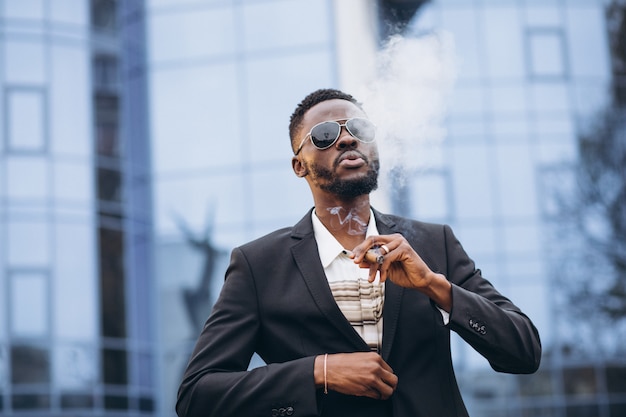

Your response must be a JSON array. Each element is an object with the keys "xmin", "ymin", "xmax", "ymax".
[{"xmin": 289, "ymin": 88, "xmax": 363, "ymax": 152}]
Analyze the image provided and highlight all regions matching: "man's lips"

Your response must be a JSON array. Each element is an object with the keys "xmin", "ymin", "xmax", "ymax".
[{"xmin": 335, "ymin": 151, "xmax": 368, "ymax": 168}]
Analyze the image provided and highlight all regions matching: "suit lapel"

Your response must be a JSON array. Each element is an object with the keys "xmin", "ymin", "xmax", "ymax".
[
  {"xmin": 374, "ymin": 210, "xmax": 404, "ymax": 361},
  {"xmin": 290, "ymin": 211, "xmax": 370, "ymax": 350}
]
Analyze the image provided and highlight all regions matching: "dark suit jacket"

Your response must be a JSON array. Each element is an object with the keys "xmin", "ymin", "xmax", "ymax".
[{"xmin": 176, "ymin": 209, "xmax": 541, "ymax": 417}]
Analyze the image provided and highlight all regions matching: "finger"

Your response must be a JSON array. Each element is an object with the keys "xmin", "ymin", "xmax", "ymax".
[
  {"xmin": 375, "ymin": 376, "xmax": 397, "ymax": 400},
  {"xmin": 367, "ymin": 263, "xmax": 379, "ymax": 283}
]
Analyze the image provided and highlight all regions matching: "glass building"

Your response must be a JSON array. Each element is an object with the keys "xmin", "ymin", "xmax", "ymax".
[
  {"xmin": 0, "ymin": 0, "xmax": 155, "ymax": 415},
  {"xmin": 1, "ymin": 0, "xmax": 624, "ymax": 416}
]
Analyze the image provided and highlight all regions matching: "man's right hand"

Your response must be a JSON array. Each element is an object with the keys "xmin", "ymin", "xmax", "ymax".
[{"xmin": 314, "ymin": 352, "xmax": 398, "ymax": 400}]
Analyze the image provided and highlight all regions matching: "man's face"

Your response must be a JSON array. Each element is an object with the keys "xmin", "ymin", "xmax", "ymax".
[{"xmin": 294, "ymin": 99, "xmax": 380, "ymax": 199}]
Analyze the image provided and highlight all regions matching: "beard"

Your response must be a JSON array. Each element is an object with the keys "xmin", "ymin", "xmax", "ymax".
[{"xmin": 305, "ymin": 155, "xmax": 380, "ymax": 199}]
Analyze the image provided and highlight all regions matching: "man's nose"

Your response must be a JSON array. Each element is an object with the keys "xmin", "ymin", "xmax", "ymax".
[{"xmin": 335, "ymin": 126, "xmax": 357, "ymax": 149}]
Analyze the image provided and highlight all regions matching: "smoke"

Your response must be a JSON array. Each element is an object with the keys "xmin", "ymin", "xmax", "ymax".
[{"xmin": 358, "ymin": 31, "xmax": 457, "ymax": 184}]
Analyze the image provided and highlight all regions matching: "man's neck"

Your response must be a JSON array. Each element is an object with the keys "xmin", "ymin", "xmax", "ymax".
[{"xmin": 313, "ymin": 195, "xmax": 372, "ymax": 250}]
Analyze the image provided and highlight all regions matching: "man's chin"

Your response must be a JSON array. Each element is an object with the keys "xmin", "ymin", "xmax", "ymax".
[{"xmin": 322, "ymin": 173, "xmax": 379, "ymax": 199}]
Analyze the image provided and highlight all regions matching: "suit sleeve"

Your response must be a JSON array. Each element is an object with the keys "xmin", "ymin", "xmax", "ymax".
[
  {"xmin": 442, "ymin": 225, "xmax": 542, "ymax": 374},
  {"xmin": 176, "ymin": 247, "xmax": 321, "ymax": 417}
]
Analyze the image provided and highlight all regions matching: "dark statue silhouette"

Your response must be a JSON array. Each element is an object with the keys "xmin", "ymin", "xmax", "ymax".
[{"xmin": 173, "ymin": 208, "xmax": 226, "ymax": 335}]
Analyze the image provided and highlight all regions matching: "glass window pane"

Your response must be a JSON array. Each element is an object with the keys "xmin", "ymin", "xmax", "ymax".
[
  {"xmin": 61, "ymin": 393, "xmax": 93, "ymax": 409},
  {"xmin": 410, "ymin": 173, "xmax": 450, "ymax": 221},
  {"xmin": 565, "ymin": 404, "xmax": 599, "ymax": 417},
  {"xmin": 50, "ymin": 0, "xmax": 88, "ymax": 25},
  {"xmin": 151, "ymin": 64, "xmax": 242, "ymax": 172},
  {"xmin": 449, "ymin": 85, "xmax": 486, "ymax": 116},
  {"xmin": 451, "ymin": 144, "xmax": 495, "ymax": 220},
  {"xmin": 54, "ymin": 223, "xmax": 97, "ymax": 340},
  {"xmin": 11, "ymin": 345, "xmax": 50, "ymax": 384},
  {"xmin": 6, "ymin": 155, "xmax": 48, "ymax": 200},
  {"xmin": 243, "ymin": 0, "xmax": 330, "ymax": 52},
  {"xmin": 525, "ymin": 5, "xmax": 561, "ymax": 27},
  {"xmin": 149, "ymin": 7, "xmax": 236, "ymax": 63},
  {"xmin": 495, "ymin": 143, "xmax": 538, "ymax": 217},
  {"xmin": 99, "ymin": 228, "xmax": 126, "ymax": 338},
  {"xmin": 53, "ymin": 161, "xmax": 93, "ymax": 203},
  {"xmin": 4, "ymin": 40, "xmax": 46, "ymax": 84},
  {"xmin": 482, "ymin": 7, "xmax": 525, "ymax": 78},
  {"xmin": 104, "ymin": 395, "xmax": 128, "ymax": 410},
  {"xmin": 3, "ymin": 0, "xmax": 45, "ymax": 19},
  {"xmin": 246, "ymin": 51, "xmax": 335, "ymax": 164},
  {"xmin": 7, "ymin": 220, "xmax": 50, "ymax": 267},
  {"xmin": 566, "ymin": 6, "xmax": 610, "ymax": 78},
  {"xmin": 563, "ymin": 366, "xmax": 597, "ymax": 395},
  {"xmin": 0, "ymin": 346, "xmax": 7, "ymax": 388},
  {"xmin": 50, "ymin": 44, "xmax": 90, "ymax": 156},
  {"xmin": 518, "ymin": 370, "xmax": 555, "ymax": 397},
  {"xmin": 10, "ymin": 272, "xmax": 48, "ymax": 337},
  {"xmin": 12, "ymin": 394, "xmax": 50, "ymax": 410},
  {"xmin": 54, "ymin": 345, "xmax": 97, "ymax": 389},
  {"xmin": 489, "ymin": 84, "xmax": 527, "ymax": 114},
  {"xmin": 606, "ymin": 365, "xmax": 626, "ymax": 394},
  {"xmin": 528, "ymin": 30, "xmax": 566, "ymax": 78},
  {"xmin": 91, "ymin": 0, "xmax": 117, "ymax": 31},
  {"xmin": 102, "ymin": 348, "xmax": 127, "ymax": 384},
  {"xmin": 7, "ymin": 89, "xmax": 46, "ymax": 152},
  {"xmin": 530, "ymin": 82, "xmax": 570, "ymax": 113},
  {"xmin": 154, "ymin": 174, "xmax": 246, "ymax": 236},
  {"xmin": 441, "ymin": 7, "xmax": 481, "ymax": 80}
]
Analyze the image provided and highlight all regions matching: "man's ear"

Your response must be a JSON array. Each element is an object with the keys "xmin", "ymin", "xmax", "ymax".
[{"xmin": 292, "ymin": 156, "xmax": 308, "ymax": 177}]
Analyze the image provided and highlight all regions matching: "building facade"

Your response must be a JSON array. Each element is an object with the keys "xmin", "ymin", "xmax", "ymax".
[{"xmin": 0, "ymin": 0, "xmax": 156, "ymax": 415}]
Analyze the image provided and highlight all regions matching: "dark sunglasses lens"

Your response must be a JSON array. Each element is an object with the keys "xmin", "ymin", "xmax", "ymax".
[
  {"xmin": 310, "ymin": 122, "xmax": 340, "ymax": 149},
  {"xmin": 347, "ymin": 118, "xmax": 376, "ymax": 142}
]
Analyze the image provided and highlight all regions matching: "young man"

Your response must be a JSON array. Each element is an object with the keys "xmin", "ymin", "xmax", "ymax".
[{"xmin": 176, "ymin": 89, "xmax": 541, "ymax": 417}]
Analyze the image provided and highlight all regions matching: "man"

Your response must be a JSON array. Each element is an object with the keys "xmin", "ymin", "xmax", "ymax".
[{"xmin": 176, "ymin": 88, "xmax": 541, "ymax": 417}]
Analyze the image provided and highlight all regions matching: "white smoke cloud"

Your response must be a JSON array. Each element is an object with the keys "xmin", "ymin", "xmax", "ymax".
[{"xmin": 358, "ymin": 31, "xmax": 457, "ymax": 182}]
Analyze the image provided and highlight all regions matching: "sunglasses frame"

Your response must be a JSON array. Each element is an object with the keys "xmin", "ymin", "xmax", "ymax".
[{"xmin": 294, "ymin": 117, "xmax": 376, "ymax": 155}]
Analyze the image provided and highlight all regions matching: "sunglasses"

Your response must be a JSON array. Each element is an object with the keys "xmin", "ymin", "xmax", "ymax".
[{"xmin": 294, "ymin": 117, "xmax": 376, "ymax": 155}]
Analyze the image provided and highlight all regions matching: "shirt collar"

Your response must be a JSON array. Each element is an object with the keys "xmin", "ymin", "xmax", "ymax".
[{"xmin": 311, "ymin": 208, "xmax": 380, "ymax": 268}]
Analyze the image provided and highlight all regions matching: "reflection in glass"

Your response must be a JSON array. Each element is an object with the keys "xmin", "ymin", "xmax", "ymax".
[
  {"xmin": 91, "ymin": 0, "xmax": 117, "ymax": 30},
  {"xmin": 518, "ymin": 370, "xmax": 554, "ymax": 397},
  {"xmin": 606, "ymin": 365, "xmax": 626, "ymax": 393},
  {"xmin": 527, "ymin": 30, "xmax": 566, "ymax": 78},
  {"xmin": 563, "ymin": 366, "xmax": 597, "ymax": 395},
  {"xmin": 104, "ymin": 394, "xmax": 128, "ymax": 410},
  {"xmin": 102, "ymin": 348, "xmax": 127, "ymax": 385},
  {"xmin": 7, "ymin": 89, "xmax": 46, "ymax": 152},
  {"xmin": 139, "ymin": 396, "xmax": 155, "ymax": 412},
  {"xmin": 55, "ymin": 345, "xmax": 97, "ymax": 389},
  {"xmin": 565, "ymin": 404, "xmax": 599, "ymax": 417},
  {"xmin": 94, "ymin": 55, "xmax": 119, "ymax": 92},
  {"xmin": 12, "ymin": 394, "xmax": 50, "ymax": 410},
  {"xmin": 11, "ymin": 345, "xmax": 50, "ymax": 384},
  {"xmin": 61, "ymin": 393, "xmax": 94, "ymax": 409},
  {"xmin": 98, "ymin": 229, "xmax": 127, "ymax": 338},
  {"xmin": 97, "ymin": 167, "xmax": 122, "ymax": 202},
  {"xmin": 96, "ymin": 94, "xmax": 120, "ymax": 157},
  {"xmin": 10, "ymin": 271, "xmax": 48, "ymax": 337}
]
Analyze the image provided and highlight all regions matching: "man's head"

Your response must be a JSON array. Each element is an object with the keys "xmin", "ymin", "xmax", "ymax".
[
  {"xmin": 289, "ymin": 89, "xmax": 364, "ymax": 153},
  {"xmin": 290, "ymin": 89, "xmax": 380, "ymax": 200}
]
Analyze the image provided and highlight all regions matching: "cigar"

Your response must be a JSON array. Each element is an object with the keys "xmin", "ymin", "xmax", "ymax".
[
  {"xmin": 363, "ymin": 247, "xmax": 385, "ymax": 264},
  {"xmin": 343, "ymin": 247, "xmax": 385, "ymax": 264}
]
